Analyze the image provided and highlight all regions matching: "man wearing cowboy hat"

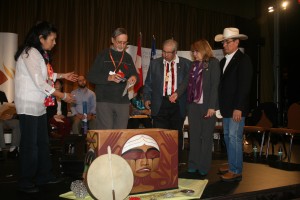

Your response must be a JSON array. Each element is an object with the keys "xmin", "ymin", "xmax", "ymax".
[{"xmin": 215, "ymin": 27, "xmax": 253, "ymax": 182}]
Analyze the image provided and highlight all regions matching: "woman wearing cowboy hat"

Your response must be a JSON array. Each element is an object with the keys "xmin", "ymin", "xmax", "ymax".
[{"xmin": 215, "ymin": 27, "xmax": 253, "ymax": 182}]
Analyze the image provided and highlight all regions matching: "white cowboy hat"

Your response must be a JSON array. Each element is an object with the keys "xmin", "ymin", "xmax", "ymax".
[{"xmin": 214, "ymin": 27, "xmax": 248, "ymax": 42}]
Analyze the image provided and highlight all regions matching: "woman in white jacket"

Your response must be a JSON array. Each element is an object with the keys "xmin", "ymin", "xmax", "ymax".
[{"xmin": 14, "ymin": 21, "xmax": 77, "ymax": 193}]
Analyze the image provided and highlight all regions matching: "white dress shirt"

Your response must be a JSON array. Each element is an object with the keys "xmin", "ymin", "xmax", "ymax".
[
  {"xmin": 14, "ymin": 48, "xmax": 57, "ymax": 116},
  {"xmin": 163, "ymin": 55, "xmax": 179, "ymax": 96},
  {"xmin": 56, "ymin": 100, "xmax": 62, "ymax": 115},
  {"xmin": 223, "ymin": 49, "xmax": 238, "ymax": 73}
]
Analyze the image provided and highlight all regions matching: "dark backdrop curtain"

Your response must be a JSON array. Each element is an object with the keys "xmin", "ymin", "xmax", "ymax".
[{"xmin": 1, "ymin": 0, "xmax": 253, "ymax": 94}]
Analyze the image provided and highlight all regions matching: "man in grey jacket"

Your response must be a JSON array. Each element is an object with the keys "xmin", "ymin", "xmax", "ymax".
[{"xmin": 144, "ymin": 39, "xmax": 191, "ymax": 163}]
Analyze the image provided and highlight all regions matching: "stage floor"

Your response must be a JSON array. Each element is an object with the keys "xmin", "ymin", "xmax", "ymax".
[{"xmin": 1, "ymin": 136, "xmax": 300, "ymax": 200}]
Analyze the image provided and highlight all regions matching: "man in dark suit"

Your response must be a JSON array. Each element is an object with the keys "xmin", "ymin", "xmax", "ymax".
[
  {"xmin": 215, "ymin": 28, "xmax": 253, "ymax": 182},
  {"xmin": 144, "ymin": 39, "xmax": 191, "ymax": 163}
]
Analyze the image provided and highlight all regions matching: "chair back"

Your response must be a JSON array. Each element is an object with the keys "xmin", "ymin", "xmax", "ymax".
[
  {"xmin": 287, "ymin": 102, "xmax": 300, "ymax": 131},
  {"xmin": 246, "ymin": 102, "xmax": 277, "ymax": 128},
  {"xmin": 256, "ymin": 111, "xmax": 272, "ymax": 128},
  {"xmin": 259, "ymin": 102, "xmax": 278, "ymax": 127}
]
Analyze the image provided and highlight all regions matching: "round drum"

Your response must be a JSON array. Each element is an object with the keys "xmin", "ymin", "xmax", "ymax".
[{"xmin": 87, "ymin": 153, "xmax": 134, "ymax": 200}]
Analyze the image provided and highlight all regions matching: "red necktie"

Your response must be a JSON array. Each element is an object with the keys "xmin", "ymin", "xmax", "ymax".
[
  {"xmin": 164, "ymin": 62, "xmax": 169, "ymax": 96},
  {"xmin": 171, "ymin": 61, "xmax": 175, "ymax": 94}
]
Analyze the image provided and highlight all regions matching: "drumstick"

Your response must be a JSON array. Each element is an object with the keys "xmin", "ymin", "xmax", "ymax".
[{"xmin": 107, "ymin": 146, "xmax": 116, "ymax": 200}]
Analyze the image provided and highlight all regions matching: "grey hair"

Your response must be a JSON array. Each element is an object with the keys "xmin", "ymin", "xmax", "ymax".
[
  {"xmin": 112, "ymin": 28, "xmax": 127, "ymax": 38},
  {"xmin": 163, "ymin": 39, "xmax": 178, "ymax": 51}
]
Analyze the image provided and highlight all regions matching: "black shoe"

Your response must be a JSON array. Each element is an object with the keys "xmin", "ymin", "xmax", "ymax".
[
  {"xmin": 199, "ymin": 171, "xmax": 208, "ymax": 176},
  {"xmin": 38, "ymin": 176, "xmax": 65, "ymax": 185},
  {"xmin": 18, "ymin": 186, "xmax": 39, "ymax": 193},
  {"xmin": 7, "ymin": 148, "xmax": 19, "ymax": 159},
  {"xmin": 187, "ymin": 168, "xmax": 197, "ymax": 173},
  {"xmin": 47, "ymin": 176, "xmax": 65, "ymax": 184}
]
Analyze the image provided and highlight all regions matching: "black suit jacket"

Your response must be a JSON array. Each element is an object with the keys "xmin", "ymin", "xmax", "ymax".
[
  {"xmin": 46, "ymin": 98, "xmax": 68, "ymax": 120},
  {"xmin": 219, "ymin": 49, "xmax": 253, "ymax": 117},
  {"xmin": 144, "ymin": 56, "xmax": 191, "ymax": 117}
]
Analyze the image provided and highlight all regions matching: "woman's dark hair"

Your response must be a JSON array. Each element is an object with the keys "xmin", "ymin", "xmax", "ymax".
[
  {"xmin": 55, "ymin": 79, "xmax": 64, "ymax": 92},
  {"xmin": 14, "ymin": 21, "xmax": 57, "ymax": 63}
]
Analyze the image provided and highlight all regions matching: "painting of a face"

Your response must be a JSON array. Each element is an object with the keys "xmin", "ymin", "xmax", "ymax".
[
  {"xmin": 122, "ymin": 145, "xmax": 160, "ymax": 177},
  {"xmin": 89, "ymin": 129, "xmax": 178, "ymax": 194},
  {"xmin": 121, "ymin": 135, "xmax": 160, "ymax": 177}
]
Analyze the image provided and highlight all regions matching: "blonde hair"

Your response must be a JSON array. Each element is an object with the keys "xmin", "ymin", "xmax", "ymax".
[{"xmin": 191, "ymin": 39, "xmax": 214, "ymax": 61}]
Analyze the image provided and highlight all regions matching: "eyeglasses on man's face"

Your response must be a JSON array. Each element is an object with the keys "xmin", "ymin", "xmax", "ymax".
[
  {"xmin": 115, "ymin": 40, "xmax": 128, "ymax": 45},
  {"xmin": 162, "ymin": 50, "xmax": 175, "ymax": 55},
  {"xmin": 222, "ymin": 39, "xmax": 235, "ymax": 45}
]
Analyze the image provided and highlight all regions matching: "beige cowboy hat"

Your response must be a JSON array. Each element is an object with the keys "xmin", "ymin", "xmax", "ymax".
[{"xmin": 214, "ymin": 27, "xmax": 248, "ymax": 42}]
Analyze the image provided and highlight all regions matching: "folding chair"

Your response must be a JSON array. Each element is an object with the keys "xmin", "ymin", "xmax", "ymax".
[
  {"xmin": 267, "ymin": 102, "xmax": 300, "ymax": 163},
  {"xmin": 244, "ymin": 110, "xmax": 272, "ymax": 157}
]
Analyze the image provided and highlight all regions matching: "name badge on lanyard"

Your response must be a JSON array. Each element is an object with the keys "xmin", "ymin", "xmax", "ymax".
[{"xmin": 109, "ymin": 71, "xmax": 116, "ymax": 75}]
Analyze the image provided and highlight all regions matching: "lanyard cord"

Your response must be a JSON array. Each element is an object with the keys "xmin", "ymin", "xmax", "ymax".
[
  {"xmin": 109, "ymin": 49, "xmax": 125, "ymax": 72},
  {"xmin": 44, "ymin": 52, "xmax": 54, "ymax": 87}
]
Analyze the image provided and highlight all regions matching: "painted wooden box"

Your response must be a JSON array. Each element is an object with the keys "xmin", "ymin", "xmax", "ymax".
[{"xmin": 86, "ymin": 128, "xmax": 178, "ymax": 194}]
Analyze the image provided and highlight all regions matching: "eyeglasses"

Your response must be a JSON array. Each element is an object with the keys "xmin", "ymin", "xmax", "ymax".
[
  {"xmin": 162, "ymin": 50, "xmax": 175, "ymax": 55},
  {"xmin": 222, "ymin": 39, "xmax": 235, "ymax": 45},
  {"xmin": 115, "ymin": 41, "xmax": 128, "ymax": 45}
]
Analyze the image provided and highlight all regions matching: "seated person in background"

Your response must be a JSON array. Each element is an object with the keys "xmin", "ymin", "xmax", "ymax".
[
  {"xmin": 46, "ymin": 80, "xmax": 71, "ymax": 138},
  {"xmin": 0, "ymin": 91, "xmax": 20, "ymax": 160},
  {"xmin": 71, "ymin": 75, "xmax": 97, "ymax": 134},
  {"xmin": 127, "ymin": 86, "xmax": 152, "ymax": 129}
]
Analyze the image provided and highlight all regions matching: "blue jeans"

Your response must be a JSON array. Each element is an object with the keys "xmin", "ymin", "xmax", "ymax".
[{"xmin": 223, "ymin": 117, "xmax": 245, "ymax": 174}]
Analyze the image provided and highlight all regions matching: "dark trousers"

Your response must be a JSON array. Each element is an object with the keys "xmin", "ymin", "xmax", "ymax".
[
  {"xmin": 18, "ymin": 114, "xmax": 53, "ymax": 188},
  {"xmin": 152, "ymin": 98, "xmax": 184, "ymax": 162},
  {"xmin": 188, "ymin": 103, "xmax": 216, "ymax": 172}
]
